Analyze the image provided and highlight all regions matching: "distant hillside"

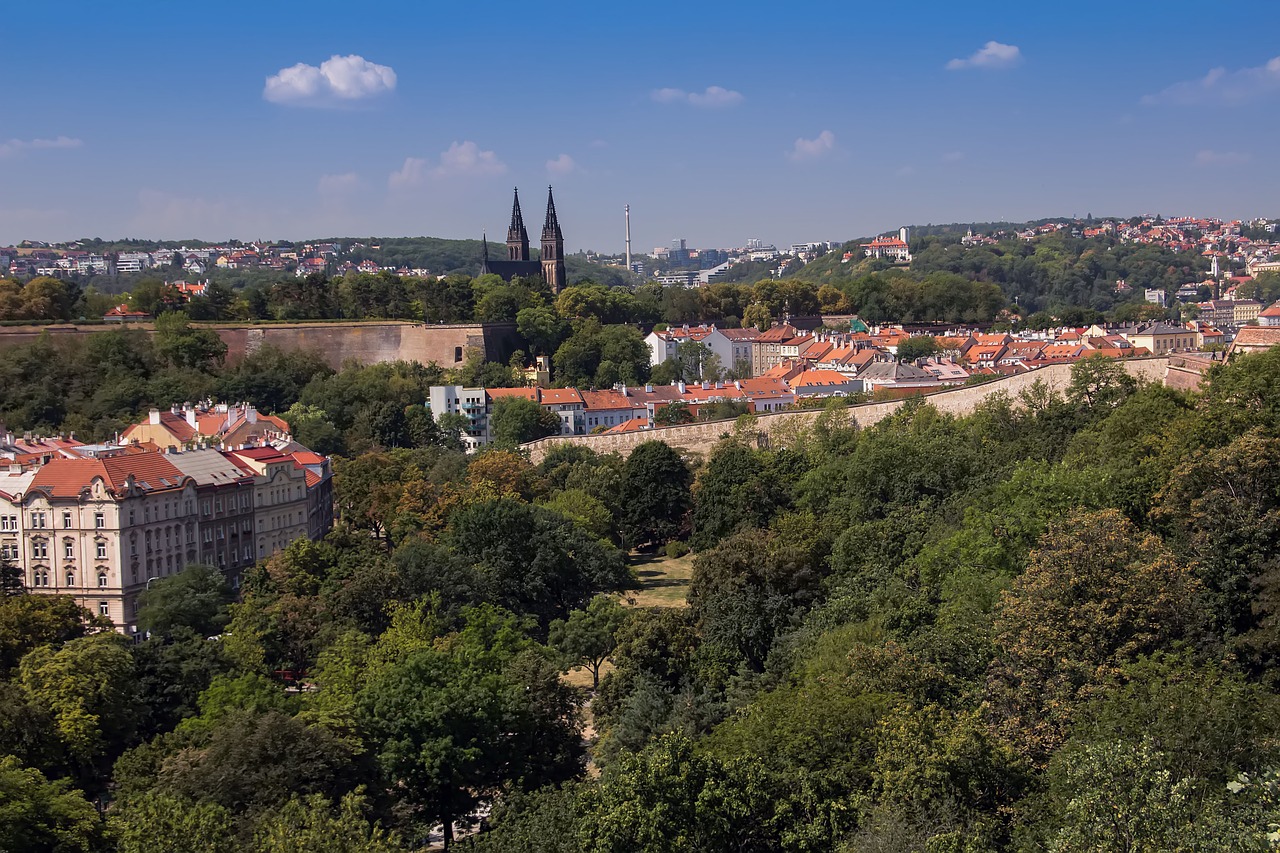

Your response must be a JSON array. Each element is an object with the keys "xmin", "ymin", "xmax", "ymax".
[{"xmin": 330, "ymin": 237, "xmax": 642, "ymax": 286}]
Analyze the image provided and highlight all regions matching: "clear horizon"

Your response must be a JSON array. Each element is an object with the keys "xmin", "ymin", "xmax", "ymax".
[{"xmin": 2, "ymin": 0, "xmax": 1278, "ymax": 253}]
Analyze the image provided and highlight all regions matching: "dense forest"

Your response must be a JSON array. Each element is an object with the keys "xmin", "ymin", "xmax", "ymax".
[{"xmin": 6, "ymin": 350, "xmax": 1280, "ymax": 850}]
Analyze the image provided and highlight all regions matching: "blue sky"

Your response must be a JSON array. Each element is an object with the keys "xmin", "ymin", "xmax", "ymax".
[{"xmin": 2, "ymin": 1, "xmax": 1278, "ymax": 253}]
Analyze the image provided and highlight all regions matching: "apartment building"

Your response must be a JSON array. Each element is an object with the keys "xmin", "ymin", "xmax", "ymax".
[{"xmin": 0, "ymin": 444, "xmax": 332, "ymax": 636}]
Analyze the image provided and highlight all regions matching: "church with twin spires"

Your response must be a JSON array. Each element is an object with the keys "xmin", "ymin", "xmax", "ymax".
[{"xmin": 480, "ymin": 186, "xmax": 567, "ymax": 293}]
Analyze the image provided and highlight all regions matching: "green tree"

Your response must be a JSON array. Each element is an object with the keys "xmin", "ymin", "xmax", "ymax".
[
  {"xmin": 154, "ymin": 311, "xmax": 228, "ymax": 372},
  {"xmin": 19, "ymin": 632, "xmax": 139, "ymax": 767},
  {"xmin": 1066, "ymin": 354, "xmax": 1137, "ymax": 411},
  {"xmin": 109, "ymin": 792, "xmax": 236, "ymax": 853},
  {"xmin": 489, "ymin": 396, "xmax": 562, "ymax": 448},
  {"xmin": 579, "ymin": 732, "xmax": 780, "ymax": 853},
  {"xmin": 1039, "ymin": 739, "xmax": 1231, "ymax": 852},
  {"xmin": 0, "ymin": 594, "xmax": 103, "ymax": 674},
  {"xmin": 359, "ymin": 607, "xmax": 582, "ymax": 848},
  {"xmin": 652, "ymin": 401, "xmax": 693, "ymax": 426},
  {"xmin": 515, "ymin": 306, "xmax": 565, "ymax": 355},
  {"xmin": 895, "ymin": 335, "xmax": 939, "ymax": 362},
  {"xmin": 0, "ymin": 754, "xmax": 102, "ymax": 853},
  {"xmin": 987, "ymin": 510, "xmax": 1207, "ymax": 761},
  {"xmin": 251, "ymin": 791, "xmax": 404, "ymax": 853},
  {"xmin": 617, "ymin": 441, "xmax": 693, "ymax": 549},
  {"xmin": 548, "ymin": 595, "xmax": 630, "ymax": 689},
  {"xmin": 136, "ymin": 564, "xmax": 232, "ymax": 638}
]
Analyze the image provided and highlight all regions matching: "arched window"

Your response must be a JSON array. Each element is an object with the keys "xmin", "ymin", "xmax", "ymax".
[
  {"xmin": 98, "ymin": 572, "xmax": 108, "ymax": 588},
  {"xmin": 66, "ymin": 571, "xmax": 74, "ymax": 587}
]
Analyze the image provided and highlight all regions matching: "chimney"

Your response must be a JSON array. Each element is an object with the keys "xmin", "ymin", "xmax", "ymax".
[
  {"xmin": 246, "ymin": 405, "xmax": 257, "ymax": 424},
  {"xmin": 644, "ymin": 384, "xmax": 654, "ymax": 393},
  {"xmin": 677, "ymin": 380, "xmax": 686, "ymax": 393},
  {"xmin": 148, "ymin": 408, "xmax": 161, "ymax": 425},
  {"xmin": 184, "ymin": 403, "xmax": 197, "ymax": 429}
]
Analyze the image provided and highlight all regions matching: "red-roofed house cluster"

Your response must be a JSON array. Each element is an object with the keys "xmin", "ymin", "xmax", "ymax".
[
  {"xmin": 0, "ymin": 407, "xmax": 332, "ymax": 636},
  {"xmin": 429, "ymin": 309, "xmax": 1259, "ymax": 450}
]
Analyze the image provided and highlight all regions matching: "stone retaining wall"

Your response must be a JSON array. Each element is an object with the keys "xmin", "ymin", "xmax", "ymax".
[{"xmin": 523, "ymin": 357, "xmax": 1172, "ymax": 463}]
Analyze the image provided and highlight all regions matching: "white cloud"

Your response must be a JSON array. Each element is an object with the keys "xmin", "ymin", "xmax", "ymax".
[
  {"xmin": 0, "ymin": 136, "xmax": 83, "ymax": 158},
  {"xmin": 264, "ymin": 54, "xmax": 396, "ymax": 107},
  {"xmin": 1143, "ymin": 56, "xmax": 1280, "ymax": 105},
  {"xmin": 896, "ymin": 165, "xmax": 916, "ymax": 177},
  {"xmin": 318, "ymin": 172, "xmax": 361, "ymax": 194},
  {"xmin": 651, "ymin": 85, "xmax": 744, "ymax": 107},
  {"xmin": 432, "ymin": 141, "xmax": 506, "ymax": 178},
  {"xmin": 389, "ymin": 142, "xmax": 506, "ymax": 189},
  {"xmin": 946, "ymin": 41, "xmax": 1022, "ymax": 71},
  {"xmin": 546, "ymin": 154, "xmax": 577, "ymax": 176},
  {"xmin": 388, "ymin": 157, "xmax": 428, "ymax": 189},
  {"xmin": 1195, "ymin": 149, "xmax": 1250, "ymax": 165},
  {"xmin": 942, "ymin": 150, "xmax": 965, "ymax": 162},
  {"xmin": 788, "ymin": 130, "xmax": 836, "ymax": 162}
]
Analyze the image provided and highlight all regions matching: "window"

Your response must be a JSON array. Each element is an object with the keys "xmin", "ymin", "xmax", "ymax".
[
  {"xmin": 94, "ymin": 512, "xmax": 104, "ymax": 529},
  {"xmin": 96, "ymin": 542, "xmax": 107, "ymax": 560},
  {"xmin": 0, "ymin": 516, "xmax": 13, "ymax": 531},
  {"xmin": 31, "ymin": 511, "xmax": 46, "ymax": 529},
  {"xmin": 66, "ymin": 572, "xmax": 74, "ymax": 587},
  {"xmin": 32, "ymin": 540, "xmax": 47, "ymax": 560},
  {"xmin": 64, "ymin": 541, "xmax": 74, "ymax": 559},
  {"xmin": 98, "ymin": 602, "xmax": 109, "ymax": 617},
  {"xmin": 62, "ymin": 511, "xmax": 72, "ymax": 528},
  {"xmin": 98, "ymin": 573, "xmax": 108, "ymax": 588},
  {"xmin": 131, "ymin": 566, "xmax": 138, "ymax": 584}
]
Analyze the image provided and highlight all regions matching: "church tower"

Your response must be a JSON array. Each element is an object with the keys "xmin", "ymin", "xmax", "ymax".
[
  {"xmin": 541, "ymin": 185, "xmax": 567, "ymax": 293},
  {"xmin": 506, "ymin": 188, "xmax": 530, "ymax": 261}
]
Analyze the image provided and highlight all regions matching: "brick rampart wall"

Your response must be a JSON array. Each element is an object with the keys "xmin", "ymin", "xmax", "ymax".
[{"xmin": 0, "ymin": 321, "xmax": 519, "ymax": 370}]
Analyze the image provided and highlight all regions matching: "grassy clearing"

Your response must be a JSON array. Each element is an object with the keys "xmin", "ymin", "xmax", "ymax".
[{"xmin": 625, "ymin": 551, "xmax": 695, "ymax": 608}]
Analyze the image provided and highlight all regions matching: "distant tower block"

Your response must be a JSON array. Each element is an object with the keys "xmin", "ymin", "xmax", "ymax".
[{"xmin": 899, "ymin": 226, "xmax": 910, "ymax": 244}]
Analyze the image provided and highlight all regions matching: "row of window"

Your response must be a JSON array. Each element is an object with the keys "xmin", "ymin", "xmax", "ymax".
[
  {"xmin": 29, "ymin": 569, "xmax": 111, "ymax": 589},
  {"xmin": 28, "ymin": 540, "xmax": 109, "ymax": 560}
]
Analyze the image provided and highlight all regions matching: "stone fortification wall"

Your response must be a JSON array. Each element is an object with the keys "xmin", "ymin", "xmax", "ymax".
[
  {"xmin": 523, "ymin": 357, "xmax": 1172, "ymax": 463},
  {"xmin": 0, "ymin": 321, "xmax": 519, "ymax": 370}
]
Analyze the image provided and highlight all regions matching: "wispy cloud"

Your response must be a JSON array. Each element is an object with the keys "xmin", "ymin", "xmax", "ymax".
[
  {"xmin": 264, "ymin": 54, "xmax": 396, "ymax": 107},
  {"xmin": 942, "ymin": 150, "xmax": 965, "ymax": 162},
  {"xmin": 388, "ymin": 157, "xmax": 427, "ymax": 189},
  {"xmin": 432, "ymin": 141, "xmax": 506, "ymax": 179},
  {"xmin": 946, "ymin": 41, "xmax": 1022, "ymax": 71},
  {"xmin": 318, "ymin": 172, "xmax": 361, "ymax": 194},
  {"xmin": 389, "ymin": 141, "xmax": 507, "ymax": 189},
  {"xmin": 1195, "ymin": 149, "xmax": 1250, "ymax": 165},
  {"xmin": 788, "ymin": 130, "xmax": 836, "ymax": 162},
  {"xmin": 0, "ymin": 136, "xmax": 83, "ymax": 158},
  {"xmin": 651, "ymin": 85, "xmax": 744, "ymax": 107},
  {"xmin": 1143, "ymin": 56, "xmax": 1280, "ymax": 105},
  {"xmin": 546, "ymin": 154, "xmax": 576, "ymax": 177}
]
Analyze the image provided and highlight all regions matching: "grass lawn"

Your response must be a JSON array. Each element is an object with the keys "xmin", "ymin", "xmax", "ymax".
[{"xmin": 625, "ymin": 551, "xmax": 694, "ymax": 608}]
